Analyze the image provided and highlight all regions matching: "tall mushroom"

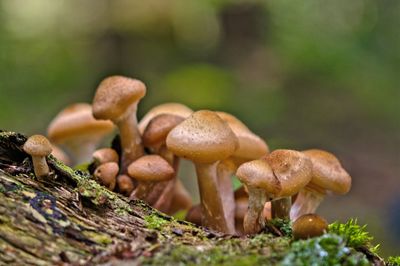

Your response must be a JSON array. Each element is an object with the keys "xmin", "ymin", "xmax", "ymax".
[
  {"xmin": 290, "ymin": 149, "xmax": 352, "ymax": 220},
  {"xmin": 23, "ymin": 135, "xmax": 52, "ymax": 178},
  {"xmin": 166, "ymin": 110, "xmax": 238, "ymax": 234},
  {"xmin": 47, "ymin": 103, "xmax": 114, "ymax": 165},
  {"xmin": 92, "ymin": 76, "xmax": 146, "ymax": 172}
]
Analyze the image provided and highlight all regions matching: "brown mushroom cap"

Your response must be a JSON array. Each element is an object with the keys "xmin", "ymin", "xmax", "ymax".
[
  {"xmin": 264, "ymin": 149, "xmax": 312, "ymax": 198},
  {"xmin": 92, "ymin": 148, "xmax": 119, "ymax": 165},
  {"xmin": 92, "ymin": 76, "xmax": 146, "ymax": 122},
  {"xmin": 216, "ymin": 111, "xmax": 269, "ymax": 161},
  {"xmin": 236, "ymin": 159, "xmax": 281, "ymax": 195},
  {"xmin": 94, "ymin": 162, "xmax": 119, "ymax": 190},
  {"xmin": 142, "ymin": 114, "xmax": 184, "ymax": 148},
  {"xmin": 303, "ymin": 149, "xmax": 351, "ymax": 194},
  {"xmin": 127, "ymin": 155, "xmax": 174, "ymax": 182},
  {"xmin": 166, "ymin": 110, "xmax": 239, "ymax": 164},
  {"xmin": 292, "ymin": 213, "xmax": 328, "ymax": 240},
  {"xmin": 138, "ymin": 102, "xmax": 193, "ymax": 134},
  {"xmin": 23, "ymin": 135, "xmax": 52, "ymax": 157},
  {"xmin": 47, "ymin": 103, "xmax": 114, "ymax": 144}
]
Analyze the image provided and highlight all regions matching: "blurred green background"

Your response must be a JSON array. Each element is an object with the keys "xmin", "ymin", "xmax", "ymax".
[{"xmin": 0, "ymin": 0, "xmax": 399, "ymax": 257}]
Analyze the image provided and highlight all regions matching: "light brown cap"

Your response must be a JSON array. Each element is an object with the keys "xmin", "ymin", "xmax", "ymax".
[
  {"xmin": 23, "ymin": 135, "xmax": 52, "ymax": 157},
  {"xmin": 92, "ymin": 76, "xmax": 146, "ymax": 122},
  {"xmin": 142, "ymin": 114, "xmax": 184, "ymax": 148},
  {"xmin": 216, "ymin": 111, "xmax": 269, "ymax": 161},
  {"xmin": 166, "ymin": 110, "xmax": 239, "ymax": 164},
  {"xmin": 292, "ymin": 213, "xmax": 328, "ymax": 240},
  {"xmin": 117, "ymin": 174, "xmax": 135, "ymax": 195},
  {"xmin": 264, "ymin": 149, "xmax": 312, "ymax": 198},
  {"xmin": 92, "ymin": 148, "xmax": 119, "ymax": 165},
  {"xmin": 127, "ymin": 155, "xmax": 174, "ymax": 182},
  {"xmin": 138, "ymin": 102, "xmax": 193, "ymax": 134},
  {"xmin": 47, "ymin": 103, "xmax": 114, "ymax": 144},
  {"xmin": 236, "ymin": 159, "xmax": 281, "ymax": 195},
  {"xmin": 302, "ymin": 149, "xmax": 351, "ymax": 195},
  {"xmin": 94, "ymin": 162, "xmax": 119, "ymax": 190}
]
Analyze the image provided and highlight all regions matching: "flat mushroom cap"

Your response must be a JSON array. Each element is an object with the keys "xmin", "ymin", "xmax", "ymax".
[
  {"xmin": 302, "ymin": 149, "xmax": 351, "ymax": 194},
  {"xmin": 236, "ymin": 159, "xmax": 281, "ymax": 195},
  {"xmin": 265, "ymin": 149, "xmax": 312, "ymax": 197},
  {"xmin": 138, "ymin": 102, "xmax": 193, "ymax": 134},
  {"xmin": 216, "ymin": 112, "xmax": 269, "ymax": 161},
  {"xmin": 142, "ymin": 114, "xmax": 184, "ymax": 148},
  {"xmin": 23, "ymin": 135, "xmax": 52, "ymax": 157},
  {"xmin": 127, "ymin": 155, "xmax": 174, "ymax": 182},
  {"xmin": 92, "ymin": 76, "xmax": 146, "ymax": 121},
  {"xmin": 47, "ymin": 103, "xmax": 114, "ymax": 143},
  {"xmin": 166, "ymin": 110, "xmax": 239, "ymax": 164}
]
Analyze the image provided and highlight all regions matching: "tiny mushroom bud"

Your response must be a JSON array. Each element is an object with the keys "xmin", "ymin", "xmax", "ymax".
[
  {"xmin": 92, "ymin": 148, "xmax": 119, "ymax": 167},
  {"xmin": 167, "ymin": 110, "xmax": 238, "ymax": 234},
  {"xmin": 128, "ymin": 155, "xmax": 175, "ymax": 203},
  {"xmin": 47, "ymin": 103, "xmax": 114, "ymax": 165},
  {"xmin": 23, "ymin": 135, "xmax": 52, "ymax": 178},
  {"xmin": 94, "ymin": 162, "xmax": 119, "ymax": 191},
  {"xmin": 117, "ymin": 174, "xmax": 135, "ymax": 196},
  {"xmin": 292, "ymin": 213, "xmax": 328, "ymax": 240},
  {"xmin": 92, "ymin": 76, "xmax": 146, "ymax": 172},
  {"xmin": 290, "ymin": 149, "xmax": 352, "ymax": 220}
]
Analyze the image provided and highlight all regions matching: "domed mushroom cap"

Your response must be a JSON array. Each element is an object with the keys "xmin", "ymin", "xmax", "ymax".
[
  {"xmin": 142, "ymin": 114, "xmax": 184, "ymax": 148},
  {"xmin": 216, "ymin": 112, "xmax": 269, "ymax": 160},
  {"xmin": 302, "ymin": 149, "xmax": 351, "ymax": 195},
  {"xmin": 23, "ymin": 135, "xmax": 52, "ymax": 157},
  {"xmin": 92, "ymin": 76, "xmax": 146, "ymax": 121},
  {"xmin": 47, "ymin": 103, "xmax": 114, "ymax": 143},
  {"xmin": 265, "ymin": 149, "xmax": 312, "ymax": 198},
  {"xmin": 94, "ymin": 162, "xmax": 119, "ymax": 190},
  {"xmin": 127, "ymin": 155, "xmax": 174, "ymax": 182},
  {"xmin": 236, "ymin": 159, "xmax": 281, "ymax": 195},
  {"xmin": 292, "ymin": 213, "xmax": 328, "ymax": 240},
  {"xmin": 92, "ymin": 148, "xmax": 119, "ymax": 165},
  {"xmin": 138, "ymin": 102, "xmax": 193, "ymax": 134},
  {"xmin": 166, "ymin": 110, "xmax": 239, "ymax": 164}
]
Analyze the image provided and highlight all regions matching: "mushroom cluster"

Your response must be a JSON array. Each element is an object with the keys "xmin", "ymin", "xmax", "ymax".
[{"xmin": 23, "ymin": 75, "xmax": 352, "ymax": 236}]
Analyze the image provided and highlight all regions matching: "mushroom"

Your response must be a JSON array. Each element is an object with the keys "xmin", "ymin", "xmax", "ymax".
[
  {"xmin": 264, "ymin": 149, "xmax": 313, "ymax": 220},
  {"xmin": 47, "ymin": 103, "xmax": 114, "ymax": 165},
  {"xmin": 94, "ymin": 162, "xmax": 119, "ymax": 190},
  {"xmin": 165, "ymin": 179, "xmax": 193, "ymax": 215},
  {"xmin": 216, "ymin": 111, "xmax": 269, "ymax": 233},
  {"xmin": 23, "ymin": 135, "xmax": 52, "ymax": 178},
  {"xmin": 185, "ymin": 204, "xmax": 202, "ymax": 226},
  {"xmin": 292, "ymin": 213, "xmax": 328, "ymax": 240},
  {"xmin": 92, "ymin": 148, "xmax": 119, "ymax": 167},
  {"xmin": 92, "ymin": 76, "xmax": 146, "ymax": 172},
  {"xmin": 290, "ymin": 149, "xmax": 352, "ymax": 220},
  {"xmin": 117, "ymin": 174, "xmax": 135, "ymax": 196},
  {"xmin": 166, "ymin": 110, "xmax": 238, "ymax": 233},
  {"xmin": 50, "ymin": 144, "xmax": 70, "ymax": 165},
  {"xmin": 128, "ymin": 155, "xmax": 175, "ymax": 203}
]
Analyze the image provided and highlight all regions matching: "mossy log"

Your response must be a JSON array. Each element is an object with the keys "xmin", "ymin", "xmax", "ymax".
[{"xmin": 0, "ymin": 131, "xmax": 385, "ymax": 265}]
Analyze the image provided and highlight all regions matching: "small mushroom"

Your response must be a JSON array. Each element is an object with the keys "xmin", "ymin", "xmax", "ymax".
[
  {"xmin": 166, "ymin": 110, "xmax": 238, "ymax": 234},
  {"xmin": 23, "ymin": 135, "xmax": 52, "ymax": 178},
  {"xmin": 92, "ymin": 148, "xmax": 119, "ymax": 167},
  {"xmin": 128, "ymin": 155, "xmax": 175, "ymax": 202},
  {"xmin": 94, "ymin": 162, "xmax": 119, "ymax": 190},
  {"xmin": 47, "ymin": 103, "xmax": 114, "ymax": 165},
  {"xmin": 290, "ymin": 149, "xmax": 352, "ymax": 220},
  {"xmin": 117, "ymin": 174, "xmax": 135, "ymax": 196},
  {"xmin": 92, "ymin": 76, "xmax": 146, "ymax": 172},
  {"xmin": 166, "ymin": 179, "xmax": 193, "ymax": 215},
  {"xmin": 292, "ymin": 213, "xmax": 328, "ymax": 240}
]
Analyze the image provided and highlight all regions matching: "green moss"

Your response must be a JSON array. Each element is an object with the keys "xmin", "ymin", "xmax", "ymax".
[
  {"xmin": 82, "ymin": 231, "xmax": 112, "ymax": 245},
  {"xmin": 281, "ymin": 234, "xmax": 370, "ymax": 266},
  {"xmin": 388, "ymin": 256, "xmax": 400, "ymax": 266},
  {"xmin": 268, "ymin": 218, "xmax": 292, "ymax": 237},
  {"xmin": 145, "ymin": 214, "xmax": 169, "ymax": 230},
  {"xmin": 328, "ymin": 219, "xmax": 379, "ymax": 254},
  {"xmin": 73, "ymin": 162, "xmax": 91, "ymax": 172}
]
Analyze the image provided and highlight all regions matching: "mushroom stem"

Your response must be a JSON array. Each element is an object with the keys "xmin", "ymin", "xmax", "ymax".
[
  {"xmin": 195, "ymin": 162, "xmax": 233, "ymax": 234},
  {"xmin": 117, "ymin": 105, "xmax": 144, "ymax": 172},
  {"xmin": 64, "ymin": 139, "xmax": 99, "ymax": 165},
  {"xmin": 271, "ymin": 197, "xmax": 292, "ymax": 219},
  {"xmin": 217, "ymin": 159, "xmax": 236, "ymax": 234},
  {"xmin": 31, "ymin": 156, "xmax": 50, "ymax": 177},
  {"xmin": 130, "ymin": 182, "xmax": 157, "ymax": 200},
  {"xmin": 244, "ymin": 187, "xmax": 268, "ymax": 235},
  {"xmin": 290, "ymin": 188, "xmax": 325, "ymax": 220}
]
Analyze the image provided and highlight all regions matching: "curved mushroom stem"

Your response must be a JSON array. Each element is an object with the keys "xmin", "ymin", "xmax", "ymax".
[
  {"xmin": 290, "ymin": 188, "xmax": 325, "ymax": 221},
  {"xmin": 195, "ymin": 162, "xmax": 234, "ymax": 234},
  {"xmin": 32, "ymin": 156, "xmax": 50, "ymax": 178},
  {"xmin": 243, "ymin": 187, "xmax": 268, "ymax": 235},
  {"xmin": 217, "ymin": 159, "xmax": 236, "ymax": 234},
  {"xmin": 117, "ymin": 105, "xmax": 144, "ymax": 172},
  {"xmin": 271, "ymin": 197, "xmax": 292, "ymax": 219}
]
